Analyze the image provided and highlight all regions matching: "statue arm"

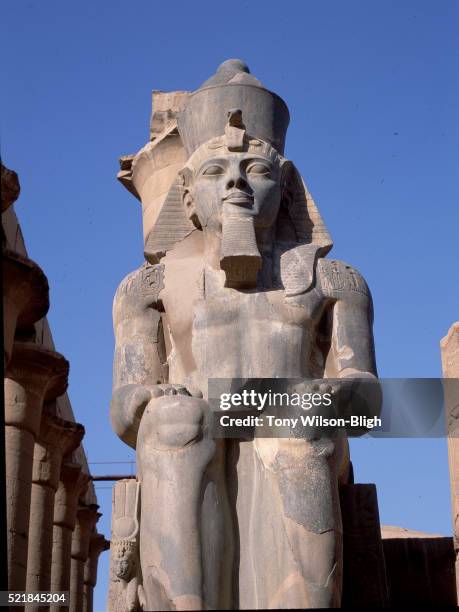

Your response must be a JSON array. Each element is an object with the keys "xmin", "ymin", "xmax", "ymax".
[
  {"xmin": 317, "ymin": 258, "xmax": 381, "ymax": 423},
  {"xmin": 111, "ymin": 263, "xmax": 168, "ymax": 448},
  {"xmin": 318, "ymin": 258, "xmax": 377, "ymax": 379}
]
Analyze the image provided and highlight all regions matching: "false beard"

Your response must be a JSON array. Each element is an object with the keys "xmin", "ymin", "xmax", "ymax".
[{"xmin": 220, "ymin": 214, "xmax": 262, "ymax": 289}]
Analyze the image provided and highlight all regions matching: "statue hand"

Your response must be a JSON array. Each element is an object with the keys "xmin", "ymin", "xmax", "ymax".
[
  {"xmin": 336, "ymin": 370, "xmax": 382, "ymax": 426},
  {"xmin": 288, "ymin": 378, "xmax": 353, "ymax": 415},
  {"xmin": 148, "ymin": 383, "xmax": 202, "ymax": 398},
  {"xmin": 110, "ymin": 384, "xmax": 155, "ymax": 448},
  {"xmin": 138, "ymin": 393, "xmax": 211, "ymax": 451},
  {"xmin": 290, "ymin": 375, "xmax": 381, "ymax": 435},
  {"xmin": 111, "ymin": 383, "xmax": 204, "ymax": 449}
]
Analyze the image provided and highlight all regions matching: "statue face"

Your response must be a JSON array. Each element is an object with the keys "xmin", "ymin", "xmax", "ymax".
[
  {"xmin": 189, "ymin": 152, "xmax": 282, "ymax": 232},
  {"xmin": 114, "ymin": 558, "xmax": 132, "ymax": 580}
]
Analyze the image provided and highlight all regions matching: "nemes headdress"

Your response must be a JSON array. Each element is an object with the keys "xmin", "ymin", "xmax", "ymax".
[{"xmin": 143, "ymin": 59, "xmax": 332, "ymax": 292}]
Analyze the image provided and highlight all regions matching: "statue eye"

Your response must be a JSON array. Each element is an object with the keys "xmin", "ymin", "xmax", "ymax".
[
  {"xmin": 202, "ymin": 165, "xmax": 225, "ymax": 176},
  {"xmin": 247, "ymin": 163, "xmax": 271, "ymax": 176}
]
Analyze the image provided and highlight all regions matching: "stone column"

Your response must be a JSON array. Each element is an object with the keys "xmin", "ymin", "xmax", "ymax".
[
  {"xmin": 83, "ymin": 533, "xmax": 110, "ymax": 612},
  {"xmin": 26, "ymin": 413, "xmax": 84, "ymax": 599},
  {"xmin": 340, "ymin": 483, "xmax": 389, "ymax": 606},
  {"xmin": 70, "ymin": 505, "xmax": 100, "ymax": 612},
  {"xmin": 441, "ymin": 322, "xmax": 459, "ymax": 601},
  {"xmin": 5, "ymin": 342, "xmax": 68, "ymax": 592},
  {"xmin": 50, "ymin": 463, "xmax": 90, "ymax": 604},
  {"xmin": 2, "ymin": 250, "xmax": 49, "ymax": 367}
]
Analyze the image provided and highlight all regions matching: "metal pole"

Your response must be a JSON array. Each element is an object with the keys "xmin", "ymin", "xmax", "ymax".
[{"xmin": 91, "ymin": 475, "xmax": 136, "ymax": 481}]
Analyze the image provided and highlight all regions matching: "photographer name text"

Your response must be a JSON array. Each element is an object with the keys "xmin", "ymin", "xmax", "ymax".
[{"xmin": 218, "ymin": 414, "xmax": 382, "ymax": 429}]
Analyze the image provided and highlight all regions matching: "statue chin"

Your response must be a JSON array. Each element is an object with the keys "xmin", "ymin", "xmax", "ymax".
[{"xmin": 220, "ymin": 214, "xmax": 262, "ymax": 288}]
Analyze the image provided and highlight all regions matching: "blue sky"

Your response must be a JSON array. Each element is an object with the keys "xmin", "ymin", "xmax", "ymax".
[{"xmin": 1, "ymin": 1, "xmax": 458, "ymax": 609}]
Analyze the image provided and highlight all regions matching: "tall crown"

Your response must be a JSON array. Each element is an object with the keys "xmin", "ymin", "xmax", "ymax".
[{"xmin": 177, "ymin": 59, "xmax": 290, "ymax": 157}]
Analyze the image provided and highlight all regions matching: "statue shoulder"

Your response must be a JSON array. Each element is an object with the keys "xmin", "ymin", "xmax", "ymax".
[
  {"xmin": 316, "ymin": 258, "xmax": 371, "ymax": 302},
  {"xmin": 114, "ymin": 262, "xmax": 165, "ymax": 311}
]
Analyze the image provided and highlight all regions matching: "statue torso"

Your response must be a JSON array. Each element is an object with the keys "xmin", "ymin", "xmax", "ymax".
[{"xmin": 161, "ymin": 261, "xmax": 330, "ymax": 393}]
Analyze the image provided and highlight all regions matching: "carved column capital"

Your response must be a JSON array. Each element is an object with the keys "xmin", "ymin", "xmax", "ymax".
[
  {"xmin": 84, "ymin": 532, "xmax": 110, "ymax": 588},
  {"xmin": 3, "ymin": 251, "xmax": 49, "ymax": 366},
  {"xmin": 33, "ymin": 414, "xmax": 85, "ymax": 491},
  {"xmin": 54, "ymin": 463, "xmax": 90, "ymax": 531},
  {"xmin": 83, "ymin": 533, "xmax": 110, "ymax": 612},
  {"xmin": 5, "ymin": 342, "xmax": 69, "ymax": 436},
  {"xmin": 72, "ymin": 505, "xmax": 101, "ymax": 562}
]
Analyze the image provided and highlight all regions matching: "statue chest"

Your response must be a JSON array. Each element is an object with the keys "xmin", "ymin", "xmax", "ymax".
[
  {"xmin": 190, "ymin": 283, "xmax": 325, "ymax": 380},
  {"xmin": 161, "ymin": 262, "xmax": 327, "ymax": 385}
]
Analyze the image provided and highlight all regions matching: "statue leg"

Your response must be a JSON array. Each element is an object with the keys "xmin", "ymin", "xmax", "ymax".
[
  {"xmin": 250, "ymin": 437, "xmax": 343, "ymax": 609},
  {"xmin": 136, "ymin": 394, "xmax": 233, "ymax": 611}
]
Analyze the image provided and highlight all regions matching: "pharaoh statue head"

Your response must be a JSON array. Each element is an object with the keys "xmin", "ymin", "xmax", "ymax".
[{"xmin": 131, "ymin": 59, "xmax": 332, "ymax": 292}]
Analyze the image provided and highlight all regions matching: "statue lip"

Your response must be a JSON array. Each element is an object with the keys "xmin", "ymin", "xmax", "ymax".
[{"xmin": 223, "ymin": 191, "xmax": 254, "ymax": 205}]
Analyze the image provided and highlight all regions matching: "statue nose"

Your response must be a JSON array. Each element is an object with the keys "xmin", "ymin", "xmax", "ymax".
[{"xmin": 226, "ymin": 175, "xmax": 247, "ymax": 190}]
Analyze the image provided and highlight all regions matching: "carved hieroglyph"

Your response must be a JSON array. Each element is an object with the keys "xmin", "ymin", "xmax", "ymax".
[{"xmin": 109, "ymin": 60, "xmax": 380, "ymax": 610}]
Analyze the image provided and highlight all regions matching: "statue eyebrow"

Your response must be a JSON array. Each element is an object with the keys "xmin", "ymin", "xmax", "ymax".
[
  {"xmin": 198, "ymin": 158, "xmax": 228, "ymax": 172},
  {"xmin": 242, "ymin": 157, "xmax": 273, "ymax": 168},
  {"xmin": 244, "ymin": 157, "xmax": 272, "ymax": 164}
]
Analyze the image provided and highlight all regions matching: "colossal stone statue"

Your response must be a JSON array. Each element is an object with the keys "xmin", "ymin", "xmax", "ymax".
[{"xmin": 108, "ymin": 60, "xmax": 379, "ymax": 610}]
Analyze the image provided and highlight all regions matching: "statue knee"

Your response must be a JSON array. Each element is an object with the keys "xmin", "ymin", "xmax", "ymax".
[{"xmin": 138, "ymin": 394, "xmax": 207, "ymax": 450}]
